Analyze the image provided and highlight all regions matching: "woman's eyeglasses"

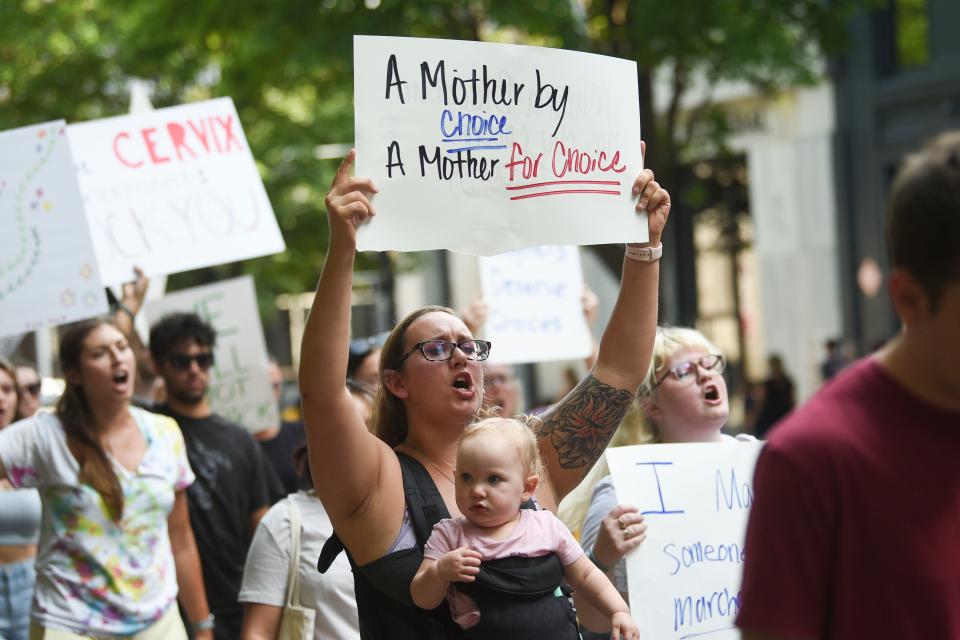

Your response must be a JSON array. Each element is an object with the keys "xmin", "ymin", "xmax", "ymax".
[
  {"xmin": 167, "ymin": 352, "xmax": 215, "ymax": 372},
  {"xmin": 22, "ymin": 382, "xmax": 42, "ymax": 397},
  {"xmin": 652, "ymin": 354, "xmax": 725, "ymax": 389},
  {"xmin": 394, "ymin": 340, "xmax": 492, "ymax": 367}
]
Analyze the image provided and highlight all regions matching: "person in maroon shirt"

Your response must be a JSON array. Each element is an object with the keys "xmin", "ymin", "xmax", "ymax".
[{"xmin": 736, "ymin": 131, "xmax": 960, "ymax": 639}]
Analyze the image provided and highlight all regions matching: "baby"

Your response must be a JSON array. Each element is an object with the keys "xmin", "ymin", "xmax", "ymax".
[{"xmin": 411, "ymin": 416, "xmax": 639, "ymax": 639}]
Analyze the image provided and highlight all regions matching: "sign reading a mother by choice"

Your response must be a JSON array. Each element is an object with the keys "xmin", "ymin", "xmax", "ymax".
[{"xmin": 353, "ymin": 36, "xmax": 646, "ymax": 256}]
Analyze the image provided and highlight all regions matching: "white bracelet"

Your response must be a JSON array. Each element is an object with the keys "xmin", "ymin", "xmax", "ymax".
[{"xmin": 625, "ymin": 242, "xmax": 663, "ymax": 263}]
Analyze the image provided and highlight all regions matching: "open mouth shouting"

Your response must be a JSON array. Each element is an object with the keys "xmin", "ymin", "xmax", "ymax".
[
  {"xmin": 111, "ymin": 369, "xmax": 131, "ymax": 392},
  {"xmin": 704, "ymin": 382, "xmax": 723, "ymax": 405},
  {"xmin": 452, "ymin": 371, "xmax": 476, "ymax": 399}
]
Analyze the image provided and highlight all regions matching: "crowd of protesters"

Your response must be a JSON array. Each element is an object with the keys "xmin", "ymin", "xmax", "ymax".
[{"xmin": 0, "ymin": 131, "xmax": 957, "ymax": 640}]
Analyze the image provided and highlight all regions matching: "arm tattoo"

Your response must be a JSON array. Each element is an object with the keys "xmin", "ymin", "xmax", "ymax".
[{"xmin": 536, "ymin": 374, "xmax": 635, "ymax": 470}]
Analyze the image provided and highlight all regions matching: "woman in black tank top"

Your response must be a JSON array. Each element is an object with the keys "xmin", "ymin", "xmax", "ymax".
[{"xmin": 300, "ymin": 146, "xmax": 672, "ymax": 639}]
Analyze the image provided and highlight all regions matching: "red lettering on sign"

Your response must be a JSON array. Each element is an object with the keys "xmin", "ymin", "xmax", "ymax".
[
  {"xmin": 112, "ymin": 132, "xmax": 143, "ymax": 168},
  {"xmin": 167, "ymin": 122, "xmax": 196, "ymax": 160},
  {"xmin": 110, "ymin": 113, "xmax": 245, "ymax": 168},
  {"xmin": 141, "ymin": 128, "xmax": 170, "ymax": 165}
]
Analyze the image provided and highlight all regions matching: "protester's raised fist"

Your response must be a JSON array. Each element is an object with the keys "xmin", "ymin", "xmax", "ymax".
[
  {"xmin": 324, "ymin": 149, "xmax": 379, "ymax": 246},
  {"xmin": 633, "ymin": 141, "xmax": 671, "ymax": 246}
]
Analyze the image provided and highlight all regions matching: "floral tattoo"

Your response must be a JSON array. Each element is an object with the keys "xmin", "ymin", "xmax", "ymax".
[{"xmin": 536, "ymin": 374, "xmax": 635, "ymax": 469}]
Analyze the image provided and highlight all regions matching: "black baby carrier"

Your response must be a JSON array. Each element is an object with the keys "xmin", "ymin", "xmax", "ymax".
[{"xmin": 318, "ymin": 453, "xmax": 580, "ymax": 640}]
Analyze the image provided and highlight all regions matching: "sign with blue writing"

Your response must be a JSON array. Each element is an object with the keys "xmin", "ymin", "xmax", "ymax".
[
  {"xmin": 142, "ymin": 276, "xmax": 278, "ymax": 433},
  {"xmin": 606, "ymin": 440, "xmax": 764, "ymax": 640},
  {"xmin": 353, "ymin": 36, "xmax": 646, "ymax": 255},
  {"xmin": 0, "ymin": 121, "xmax": 108, "ymax": 339},
  {"xmin": 478, "ymin": 245, "xmax": 591, "ymax": 364}
]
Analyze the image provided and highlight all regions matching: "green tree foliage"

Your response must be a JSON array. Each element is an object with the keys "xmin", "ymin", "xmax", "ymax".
[{"xmin": 0, "ymin": 0, "xmax": 864, "ymax": 316}]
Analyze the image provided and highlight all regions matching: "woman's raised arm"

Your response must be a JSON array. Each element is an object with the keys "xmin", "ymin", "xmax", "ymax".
[
  {"xmin": 536, "ymin": 150, "xmax": 671, "ymax": 507},
  {"xmin": 299, "ymin": 151, "xmax": 398, "ymax": 543}
]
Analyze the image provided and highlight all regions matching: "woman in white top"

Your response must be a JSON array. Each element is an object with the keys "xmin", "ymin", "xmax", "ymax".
[
  {"xmin": 559, "ymin": 326, "xmax": 755, "ymax": 639},
  {"xmin": 240, "ymin": 445, "xmax": 359, "ymax": 640},
  {"xmin": 0, "ymin": 319, "xmax": 213, "ymax": 639},
  {"xmin": 240, "ymin": 376, "xmax": 377, "ymax": 640}
]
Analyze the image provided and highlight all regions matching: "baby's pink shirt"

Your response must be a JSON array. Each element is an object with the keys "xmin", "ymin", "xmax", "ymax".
[{"xmin": 423, "ymin": 509, "xmax": 583, "ymax": 566}]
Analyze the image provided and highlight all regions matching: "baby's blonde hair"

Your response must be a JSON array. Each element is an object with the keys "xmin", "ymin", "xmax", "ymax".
[{"xmin": 460, "ymin": 416, "xmax": 543, "ymax": 478}]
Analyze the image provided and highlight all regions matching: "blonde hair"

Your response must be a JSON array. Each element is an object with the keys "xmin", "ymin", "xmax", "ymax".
[
  {"xmin": 460, "ymin": 416, "xmax": 543, "ymax": 478},
  {"xmin": 558, "ymin": 325, "xmax": 722, "ymax": 534}
]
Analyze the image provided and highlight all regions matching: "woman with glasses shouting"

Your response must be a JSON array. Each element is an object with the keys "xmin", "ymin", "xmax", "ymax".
[
  {"xmin": 558, "ymin": 326, "xmax": 755, "ymax": 639},
  {"xmin": 300, "ymin": 146, "xmax": 670, "ymax": 639}
]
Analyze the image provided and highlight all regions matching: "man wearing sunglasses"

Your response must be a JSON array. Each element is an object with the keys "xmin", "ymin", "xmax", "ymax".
[{"xmin": 148, "ymin": 312, "xmax": 282, "ymax": 640}]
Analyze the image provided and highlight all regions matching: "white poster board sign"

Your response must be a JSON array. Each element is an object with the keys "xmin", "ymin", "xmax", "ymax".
[
  {"xmin": 606, "ymin": 441, "xmax": 764, "ymax": 640},
  {"xmin": 353, "ymin": 36, "xmax": 646, "ymax": 255},
  {"xmin": 0, "ymin": 121, "xmax": 108, "ymax": 338},
  {"xmin": 478, "ymin": 246, "xmax": 591, "ymax": 364},
  {"xmin": 143, "ymin": 276, "xmax": 278, "ymax": 433},
  {"xmin": 68, "ymin": 98, "xmax": 285, "ymax": 284}
]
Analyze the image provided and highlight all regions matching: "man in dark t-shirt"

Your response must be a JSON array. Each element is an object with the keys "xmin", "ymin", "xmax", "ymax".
[{"xmin": 149, "ymin": 312, "xmax": 280, "ymax": 640}]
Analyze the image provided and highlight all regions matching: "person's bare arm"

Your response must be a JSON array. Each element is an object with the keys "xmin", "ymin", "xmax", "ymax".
[
  {"xmin": 113, "ymin": 266, "xmax": 148, "ymax": 337},
  {"xmin": 168, "ymin": 491, "xmax": 214, "ymax": 640},
  {"xmin": 411, "ymin": 547, "xmax": 481, "ymax": 610},
  {"xmin": 249, "ymin": 505, "xmax": 269, "ymax": 535},
  {"xmin": 240, "ymin": 603, "xmax": 283, "ymax": 640},
  {"xmin": 299, "ymin": 151, "xmax": 405, "ymax": 563},
  {"xmin": 536, "ymin": 155, "xmax": 671, "ymax": 506},
  {"xmin": 581, "ymin": 286, "xmax": 600, "ymax": 370},
  {"xmin": 564, "ymin": 555, "xmax": 638, "ymax": 640}
]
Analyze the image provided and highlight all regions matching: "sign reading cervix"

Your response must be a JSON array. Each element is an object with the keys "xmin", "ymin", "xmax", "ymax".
[
  {"xmin": 606, "ymin": 441, "xmax": 764, "ymax": 640},
  {"xmin": 0, "ymin": 121, "xmax": 107, "ymax": 338},
  {"xmin": 68, "ymin": 98, "xmax": 285, "ymax": 284},
  {"xmin": 354, "ymin": 36, "xmax": 645, "ymax": 255},
  {"xmin": 478, "ymin": 246, "xmax": 592, "ymax": 364},
  {"xmin": 143, "ymin": 276, "xmax": 278, "ymax": 434}
]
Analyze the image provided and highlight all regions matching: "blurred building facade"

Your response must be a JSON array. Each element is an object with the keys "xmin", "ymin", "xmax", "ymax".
[{"xmin": 832, "ymin": 0, "xmax": 960, "ymax": 352}]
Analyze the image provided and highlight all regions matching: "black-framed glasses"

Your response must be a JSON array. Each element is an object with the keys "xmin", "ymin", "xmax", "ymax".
[
  {"xmin": 394, "ymin": 340, "xmax": 492, "ymax": 368},
  {"xmin": 23, "ymin": 382, "xmax": 42, "ymax": 397},
  {"xmin": 652, "ymin": 354, "xmax": 725, "ymax": 389},
  {"xmin": 167, "ymin": 352, "xmax": 215, "ymax": 372}
]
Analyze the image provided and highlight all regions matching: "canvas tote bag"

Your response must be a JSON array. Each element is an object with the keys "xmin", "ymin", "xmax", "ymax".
[{"xmin": 278, "ymin": 498, "xmax": 316, "ymax": 640}]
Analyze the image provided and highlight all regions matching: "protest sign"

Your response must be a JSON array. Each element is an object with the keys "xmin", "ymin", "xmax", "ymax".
[
  {"xmin": 478, "ymin": 246, "xmax": 592, "ymax": 364},
  {"xmin": 68, "ymin": 98, "xmax": 285, "ymax": 284},
  {"xmin": 353, "ymin": 36, "xmax": 646, "ymax": 255},
  {"xmin": 606, "ymin": 441, "xmax": 764, "ymax": 640},
  {"xmin": 0, "ymin": 121, "xmax": 107, "ymax": 338},
  {"xmin": 143, "ymin": 276, "xmax": 278, "ymax": 433}
]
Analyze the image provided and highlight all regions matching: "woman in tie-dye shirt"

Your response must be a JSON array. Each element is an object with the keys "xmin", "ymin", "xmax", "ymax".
[{"xmin": 0, "ymin": 319, "xmax": 213, "ymax": 639}]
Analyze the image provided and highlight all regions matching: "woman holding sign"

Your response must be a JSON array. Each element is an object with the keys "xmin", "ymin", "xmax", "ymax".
[
  {"xmin": 559, "ymin": 326, "xmax": 755, "ymax": 639},
  {"xmin": 300, "ymin": 147, "xmax": 670, "ymax": 639}
]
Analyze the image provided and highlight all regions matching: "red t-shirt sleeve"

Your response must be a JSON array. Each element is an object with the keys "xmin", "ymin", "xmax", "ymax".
[{"xmin": 736, "ymin": 444, "xmax": 837, "ymax": 639}]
